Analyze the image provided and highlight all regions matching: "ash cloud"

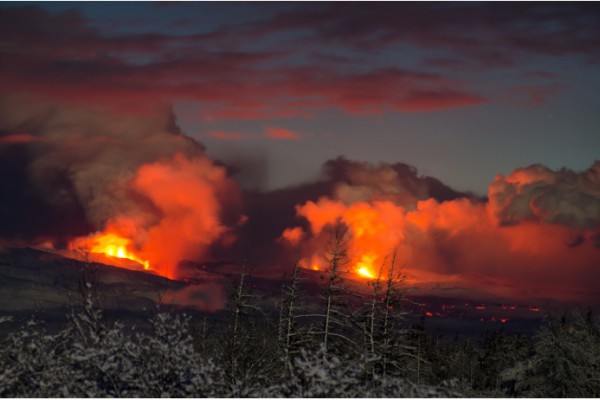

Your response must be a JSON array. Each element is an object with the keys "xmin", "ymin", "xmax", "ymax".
[
  {"xmin": 211, "ymin": 156, "xmax": 469, "ymax": 273},
  {"xmin": 323, "ymin": 157, "xmax": 469, "ymax": 206},
  {"xmin": 489, "ymin": 162, "xmax": 600, "ymax": 229},
  {"xmin": 0, "ymin": 94, "xmax": 243, "ymax": 279},
  {"xmin": 281, "ymin": 160, "xmax": 600, "ymax": 303}
]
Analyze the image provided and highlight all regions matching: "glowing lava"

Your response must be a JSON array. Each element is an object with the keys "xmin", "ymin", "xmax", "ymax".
[
  {"xmin": 355, "ymin": 254, "xmax": 377, "ymax": 279},
  {"xmin": 70, "ymin": 232, "xmax": 150, "ymax": 270},
  {"xmin": 357, "ymin": 267, "xmax": 374, "ymax": 278}
]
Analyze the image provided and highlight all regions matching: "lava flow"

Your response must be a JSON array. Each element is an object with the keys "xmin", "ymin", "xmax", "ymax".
[{"xmin": 69, "ymin": 231, "xmax": 150, "ymax": 271}]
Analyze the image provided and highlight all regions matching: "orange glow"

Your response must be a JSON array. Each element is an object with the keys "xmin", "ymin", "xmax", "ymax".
[
  {"xmin": 286, "ymin": 179, "xmax": 600, "ymax": 301},
  {"xmin": 355, "ymin": 254, "xmax": 377, "ymax": 279},
  {"xmin": 311, "ymin": 264, "xmax": 320, "ymax": 271},
  {"xmin": 70, "ymin": 231, "xmax": 149, "ymax": 270},
  {"xmin": 67, "ymin": 153, "xmax": 241, "ymax": 280},
  {"xmin": 357, "ymin": 267, "xmax": 374, "ymax": 278}
]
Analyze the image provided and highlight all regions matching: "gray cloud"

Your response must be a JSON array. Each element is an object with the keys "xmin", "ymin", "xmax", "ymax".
[{"xmin": 489, "ymin": 161, "xmax": 600, "ymax": 229}]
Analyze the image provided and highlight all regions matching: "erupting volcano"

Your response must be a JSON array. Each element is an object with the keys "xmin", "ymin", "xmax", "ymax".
[
  {"xmin": 2, "ymin": 3, "xmax": 600, "ymax": 397},
  {"xmin": 280, "ymin": 159, "xmax": 600, "ymax": 303},
  {"xmin": 0, "ymin": 2, "xmax": 599, "ymax": 311}
]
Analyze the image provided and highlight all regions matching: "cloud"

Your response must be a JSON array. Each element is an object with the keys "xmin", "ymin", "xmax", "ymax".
[
  {"xmin": 279, "ymin": 227, "xmax": 304, "ymax": 246},
  {"xmin": 264, "ymin": 126, "xmax": 301, "ymax": 140},
  {"xmin": 2, "ymin": 3, "xmax": 597, "ymax": 125},
  {"xmin": 322, "ymin": 157, "xmax": 468, "ymax": 206},
  {"xmin": 488, "ymin": 162, "xmax": 600, "ymax": 229},
  {"xmin": 0, "ymin": 133, "xmax": 38, "ymax": 144},
  {"xmin": 248, "ymin": 3, "xmax": 600, "ymax": 66},
  {"xmin": 211, "ymin": 157, "xmax": 468, "ymax": 275},
  {"xmin": 0, "ymin": 94, "xmax": 243, "ymax": 279},
  {"xmin": 276, "ymin": 67, "xmax": 486, "ymax": 115},
  {"xmin": 0, "ymin": 5, "xmax": 488, "ymax": 121},
  {"xmin": 281, "ymin": 160, "xmax": 600, "ymax": 303}
]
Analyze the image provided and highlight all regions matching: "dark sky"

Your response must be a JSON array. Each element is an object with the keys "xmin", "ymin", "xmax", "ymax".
[{"xmin": 2, "ymin": 2, "xmax": 599, "ymax": 194}]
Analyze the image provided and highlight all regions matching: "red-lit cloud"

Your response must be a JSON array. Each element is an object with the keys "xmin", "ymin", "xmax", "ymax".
[
  {"xmin": 281, "ymin": 161, "xmax": 600, "ymax": 303},
  {"xmin": 0, "ymin": 6, "xmax": 489, "ymax": 120},
  {"xmin": 2, "ymin": 3, "xmax": 597, "ymax": 124},
  {"xmin": 1, "ymin": 3, "xmax": 599, "ymax": 308},
  {"xmin": 0, "ymin": 95, "xmax": 243, "ymax": 282},
  {"xmin": 264, "ymin": 127, "xmax": 301, "ymax": 140},
  {"xmin": 0, "ymin": 133, "xmax": 38, "ymax": 144}
]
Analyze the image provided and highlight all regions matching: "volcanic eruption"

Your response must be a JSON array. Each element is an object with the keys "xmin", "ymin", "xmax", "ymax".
[
  {"xmin": 0, "ymin": 95, "xmax": 244, "ymax": 280},
  {"xmin": 280, "ymin": 159, "xmax": 600, "ymax": 302}
]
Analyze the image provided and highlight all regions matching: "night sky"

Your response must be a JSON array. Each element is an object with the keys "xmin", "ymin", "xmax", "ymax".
[
  {"xmin": 1, "ymin": 2, "xmax": 599, "ymax": 305},
  {"xmin": 3, "ymin": 2, "xmax": 599, "ymax": 193}
]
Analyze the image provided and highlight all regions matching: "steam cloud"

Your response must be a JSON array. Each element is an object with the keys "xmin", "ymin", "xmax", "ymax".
[
  {"xmin": 282, "ymin": 160, "xmax": 600, "ymax": 303},
  {"xmin": 489, "ymin": 162, "xmax": 600, "ymax": 229},
  {"xmin": 0, "ymin": 94, "xmax": 243, "ymax": 278},
  {"xmin": 1, "ymin": 93, "xmax": 599, "ymax": 304}
]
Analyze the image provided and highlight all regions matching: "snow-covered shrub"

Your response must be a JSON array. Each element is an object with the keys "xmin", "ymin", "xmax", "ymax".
[
  {"xmin": 0, "ymin": 310, "xmax": 229, "ymax": 397},
  {"xmin": 514, "ymin": 311, "xmax": 600, "ymax": 397},
  {"xmin": 0, "ymin": 319, "xmax": 74, "ymax": 397},
  {"xmin": 270, "ymin": 344, "xmax": 365, "ymax": 397},
  {"xmin": 267, "ymin": 344, "xmax": 460, "ymax": 398}
]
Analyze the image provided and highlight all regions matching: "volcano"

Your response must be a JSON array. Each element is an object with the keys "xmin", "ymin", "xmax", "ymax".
[{"xmin": 0, "ymin": 246, "xmax": 553, "ymax": 338}]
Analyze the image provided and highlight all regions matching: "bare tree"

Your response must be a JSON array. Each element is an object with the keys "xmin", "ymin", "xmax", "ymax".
[
  {"xmin": 358, "ymin": 255, "xmax": 387, "ymax": 381},
  {"xmin": 278, "ymin": 244, "xmax": 312, "ymax": 372},
  {"xmin": 230, "ymin": 251, "xmax": 261, "ymax": 348},
  {"xmin": 355, "ymin": 246, "xmax": 416, "ymax": 380},
  {"xmin": 297, "ymin": 224, "xmax": 357, "ymax": 359}
]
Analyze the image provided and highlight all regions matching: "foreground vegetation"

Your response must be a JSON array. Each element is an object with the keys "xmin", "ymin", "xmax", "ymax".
[
  {"xmin": 1, "ymin": 236, "xmax": 599, "ymax": 397},
  {"xmin": 1, "ymin": 295, "xmax": 598, "ymax": 397}
]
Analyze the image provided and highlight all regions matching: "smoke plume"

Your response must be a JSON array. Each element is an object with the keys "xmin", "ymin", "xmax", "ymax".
[
  {"xmin": 282, "ymin": 160, "xmax": 600, "ymax": 303},
  {"xmin": 0, "ymin": 94, "xmax": 243, "ymax": 278}
]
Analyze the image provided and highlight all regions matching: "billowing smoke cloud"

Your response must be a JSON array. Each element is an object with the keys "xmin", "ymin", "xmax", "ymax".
[
  {"xmin": 489, "ymin": 162, "xmax": 600, "ymax": 229},
  {"xmin": 323, "ymin": 157, "xmax": 468, "ymax": 206},
  {"xmin": 282, "ymin": 160, "xmax": 600, "ymax": 303},
  {"xmin": 0, "ymin": 94, "xmax": 243, "ymax": 279},
  {"xmin": 214, "ymin": 157, "xmax": 466, "ymax": 274}
]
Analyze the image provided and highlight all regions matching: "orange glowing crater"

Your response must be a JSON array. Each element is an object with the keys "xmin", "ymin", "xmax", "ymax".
[{"xmin": 70, "ymin": 232, "xmax": 150, "ymax": 270}]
